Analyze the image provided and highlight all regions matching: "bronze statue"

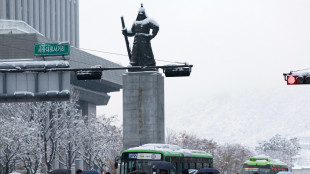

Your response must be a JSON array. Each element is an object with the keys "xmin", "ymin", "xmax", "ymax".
[{"xmin": 122, "ymin": 4, "xmax": 159, "ymax": 67}]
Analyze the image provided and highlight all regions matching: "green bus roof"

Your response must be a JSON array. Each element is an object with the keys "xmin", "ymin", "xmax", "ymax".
[
  {"xmin": 122, "ymin": 144, "xmax": 213, "ymax": 158},
  {"xmin": 243, "ymin": 155, "xmax": 287, "ymax": 167}
]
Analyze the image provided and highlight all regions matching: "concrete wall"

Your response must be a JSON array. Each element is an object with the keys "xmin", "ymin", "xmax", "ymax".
[{"xmin": 123, "ymin": 71, "xmax": 165, "ymax": 150}]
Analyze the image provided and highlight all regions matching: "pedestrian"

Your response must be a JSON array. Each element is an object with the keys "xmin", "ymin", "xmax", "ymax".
[
  {"xmin": 106, "ymin": 172, "xmax": 111, "ymax": 174},
  {"xmin": 76, "ymin": 169, "xmax": 83, "ymax": 174},
  {"xmin": 122, "ymin": 4, "xmax": 159, "ymax": 67},
  {"xmin": 160, "ymin": 169, "xmax": 168, "ymax": 174}
]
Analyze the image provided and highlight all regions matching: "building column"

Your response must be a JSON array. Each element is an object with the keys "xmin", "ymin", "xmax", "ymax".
[
  {"xmin": 28, "ymin": 0, "xmax": 33, "ymax": 26},
  {"xmin": 75, "ymin": 0, "xmax": 79, "ymax": 48},
  {"xmin": 50, "ymin": 0, "xmax": 56, "ymax": 40},
  {"xmin": 55, "ymin": 0, "xmax": 61, "ymax": 41},
  {"xmin": 9, "ymin": 0, "xmax": 15, "ymax": 20},
  {"xmin": 60, "ymin": 0, "xmax": 65, "ymax": 42},
  {"xmin": 15, "ymin": 0, "xmax": 22, "ymax": 20},
  {"xmin": 22, "ymin": 0, "xmax": 27, "ymax": 23},
  {"xmin": 65, "ymin": 0, "xmax": 70, "ymax": 42},
  {"xmin": 0, "ymin": 0, "xmax": 7, "ymax": 19},
  {"xmin": 39, "ymin": 0, "xmax": 45, "ymax": 34},
  {"xmin": 79, "ymin": 100, "xmax": 96, "ymax": 118},
  {"xmin": 33, "ymin": 0, "xmax": 39, "ymax": 30},
  {"xmin": 44, "ymin": 0, "xmax": 50, "ymax": 38},
  {"xmin": 70, "ymin": 0, "xmax": 75, "ymax": 47}
]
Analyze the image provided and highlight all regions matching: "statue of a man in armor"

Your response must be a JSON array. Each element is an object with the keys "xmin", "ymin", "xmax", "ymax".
[{"xmin": 122, "ymin": 4, "xmax": 159, "ymax": 67}]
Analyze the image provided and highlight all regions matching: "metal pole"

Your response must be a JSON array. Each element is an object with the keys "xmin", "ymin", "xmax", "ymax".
[
  {"xmin": 0, "ymin": 65, "xmax": 193, "ymax": 73},
  {"xmin": 121, "ymin": 16, "xmax": 132, "ymax": 61}
]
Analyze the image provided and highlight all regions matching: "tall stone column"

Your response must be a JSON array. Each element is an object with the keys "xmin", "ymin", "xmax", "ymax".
[
  {"xmin": 123, "ymin": 71, "xmax": 165, "ymax": 150},
  {"xmin": 0, "ymin": 0, "xmax": 6, "ymax": 19}
]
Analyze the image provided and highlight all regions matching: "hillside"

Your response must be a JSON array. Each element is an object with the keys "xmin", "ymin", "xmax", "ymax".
[{"xmin": 165, "ymin": 87, "xmax": 310, "ymax": 147}]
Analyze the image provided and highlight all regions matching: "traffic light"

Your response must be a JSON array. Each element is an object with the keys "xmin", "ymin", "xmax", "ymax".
[
  {"xmin": 163, "ymin": 67, "xmax": 191, "ymax": 77},
  {"xmin": 76, "ymin": 70, "xmax": 102, "ymax": 80},
  {"xmin": 286, "ymin": 75, "xmax": 310, "ymax": 85}
]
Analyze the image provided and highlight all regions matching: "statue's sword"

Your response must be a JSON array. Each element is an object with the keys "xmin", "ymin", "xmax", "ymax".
[{"xmin": 121, "ymin": 16, "xmax": 132, "ymax": 61}]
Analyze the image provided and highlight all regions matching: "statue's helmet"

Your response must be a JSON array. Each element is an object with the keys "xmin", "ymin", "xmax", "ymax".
[{"xmin": 136, "ymin": 4, "xmax": 147, "ymax": 21}]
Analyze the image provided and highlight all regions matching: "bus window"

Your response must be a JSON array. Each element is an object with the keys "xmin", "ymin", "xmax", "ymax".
[
  {"xmin": 183, "ymin": 163, "xmax": 189, "ymax": 169},
  {"xmin": 121, "ymin": 162, "xmax": 125, "ymax": 174},
  {"xmin": 124, "ymin": 162, "xmax": 128, "ymax": 174},
  {"xmin": 130, "ymin": 161, "xmax": 136, "ymax": 171},
  {"xmin": 177, "ymin": 162, "xmax": 183, "ymax": 173},
  {"xmin": 173, "ymin": 162, "xmax": 177, "ymax": 172},
  {"xmin": 203, "ymin": 163, "xmax": 208, "ymax": 168},
  {"xmin": 189, "ymin": 163, "xmax": 195, "ymax": 169},
  {"xmin": 196, "ymin": 163, "xmax": 202, "ymax": 169},
  {"xmin": 202, "ymin": 158, "xmax": 212, "ymax": 168}
]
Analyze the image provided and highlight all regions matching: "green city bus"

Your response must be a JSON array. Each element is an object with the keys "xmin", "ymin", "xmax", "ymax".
[
  {"xmin": 241, "ymin": 156, "xmax": 288, "ymax": 174},
  {"xmin": 116, "ymin": 144, "xmax": 213, "ymax": 174}
]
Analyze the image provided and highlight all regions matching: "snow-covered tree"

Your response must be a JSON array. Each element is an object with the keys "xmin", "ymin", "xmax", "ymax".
[
  {"xmin": 56, "ymin": 94, "xmax": 84, "ymax": 173},
  {"xmin": 0, "ymin": 117, "xmax": 23, "ymax": 174},
  {"xmin": 0, "ymin": 113, "xmax": 42, "ymax": 174},
  {"xmin": 165, "ymin": 128, "xmax": 178, "ymax": 145},
  {"xmin": 79, "ymin": 115, "xmax": 120, "ymax": 171},
  {"xmin": 214, "ymin": 144, "xmax": 253, "ymax": 174},
  {"xmin": 30, "ymin": 101, "xmax": 67, "ymax": 173},
  {"xmin": 1, "ymin": 100, "xmax": 74, "ymax": 173},
  {"xmin": 4, "ymin": 103, "xmax": 44, "ymax": 174},
  {"xmin": 18, "ymin": 124, "xmax": 43, "ymax": 174},
  {"xmin": 0, "ymin": 90, "xmax": 84, "ymax": 174},
  {"xmin": 94, "ymin": 116, "xmax": 122, "ymax": 174},
  {"xmin": 165, "ymin": 129, "xmax": 252, "ymax": 174},
  {"xmin": 256, "ymin": 134, "xmax": 301, "ymax": 169},
  {"xmin": 172, "ymin": 131, "xmax": 217, "ymax": 155},
  {"xmin": 0, "ymin": 91, "xmax": 124, "ymax": 174}
]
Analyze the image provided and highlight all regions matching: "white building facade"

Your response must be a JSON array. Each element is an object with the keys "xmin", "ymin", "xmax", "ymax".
[{"xmin": 0, "ymin": 0, "xmax": 79, "ymax": 48}]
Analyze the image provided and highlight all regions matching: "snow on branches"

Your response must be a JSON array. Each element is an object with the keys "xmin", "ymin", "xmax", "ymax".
[
  {"xmin": 256, "ymin": 134, "xmax": 301, "ymax": 169},
  {"xmin": 0, "ymin": 90, "xmax": 123, "ymax": 174}
]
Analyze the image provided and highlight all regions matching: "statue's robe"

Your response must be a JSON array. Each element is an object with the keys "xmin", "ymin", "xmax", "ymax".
[{"xmin": 127, "ymin": 18, "xmax": 159, "ymax": 66}]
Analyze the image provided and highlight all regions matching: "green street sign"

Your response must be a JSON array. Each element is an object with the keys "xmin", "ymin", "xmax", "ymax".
[{"xmin": 34, "ymin": 43, "xmax": 70, "ymax": 56}]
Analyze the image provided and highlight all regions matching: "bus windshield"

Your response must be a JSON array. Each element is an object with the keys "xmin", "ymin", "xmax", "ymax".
[{"xmin": 121, "ymin": 159, "xmax": 156, "ymax": 174}]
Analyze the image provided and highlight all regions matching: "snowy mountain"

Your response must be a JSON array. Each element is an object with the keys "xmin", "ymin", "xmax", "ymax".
[{"xmin": 165, "ymin": 87, "xmax": 310, "ymax": 147}]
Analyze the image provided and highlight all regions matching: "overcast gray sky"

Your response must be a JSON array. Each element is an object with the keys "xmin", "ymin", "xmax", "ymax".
[{"xmin": 79, "ymin": 0, "xmax": 310, "ymax": 144}]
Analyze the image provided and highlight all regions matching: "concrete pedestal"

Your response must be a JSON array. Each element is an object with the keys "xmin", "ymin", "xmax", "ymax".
[{"xmin": 123, "ymin": 71, "xmax": 165, "ymax": 150}]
